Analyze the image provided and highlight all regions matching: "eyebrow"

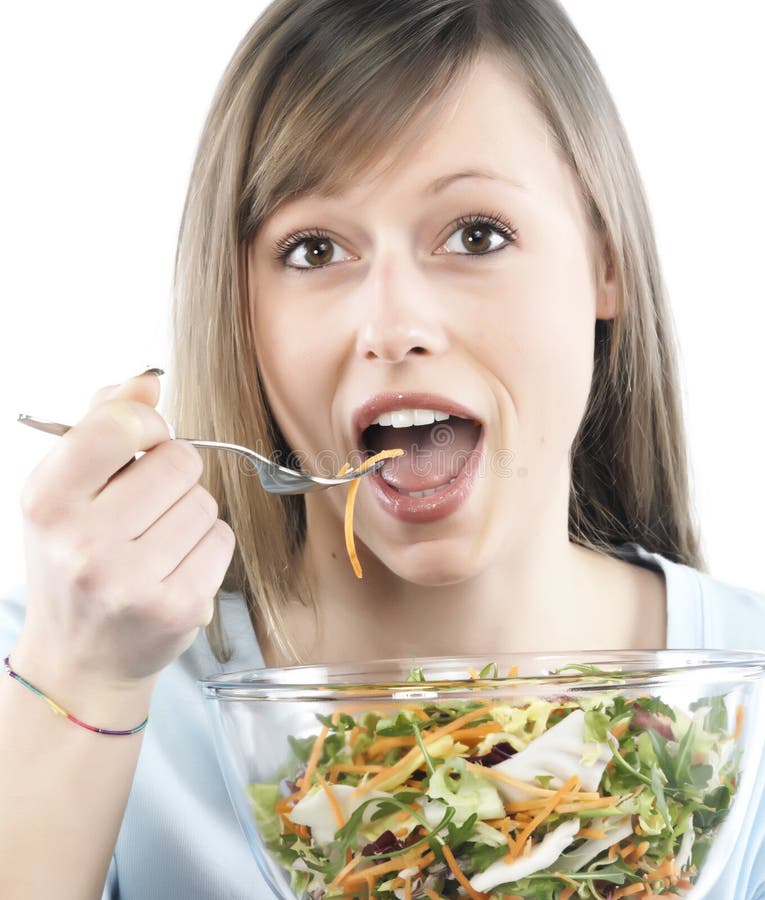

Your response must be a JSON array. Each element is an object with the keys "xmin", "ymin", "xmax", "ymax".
[{"xmin": 425, "ymin": 168, "xmax": 529, "ymax": 195}]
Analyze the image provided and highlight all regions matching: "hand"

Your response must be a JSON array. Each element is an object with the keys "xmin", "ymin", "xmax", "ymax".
[{"xmin": 14, "ymin": 371, "xmax": 236, "ymax": 693}]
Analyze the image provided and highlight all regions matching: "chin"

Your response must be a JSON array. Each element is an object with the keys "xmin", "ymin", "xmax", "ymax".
[{"xmin": 383, "ymin": 539, "xmax": 482, "ymax": 587}]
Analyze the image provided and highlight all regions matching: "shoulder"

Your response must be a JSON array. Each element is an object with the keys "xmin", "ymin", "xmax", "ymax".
[
  {"xmin": 611, "ymin": 543, "xmax": 765, "ymax": 651},
  {"xmin": 690, "ymin": 567, "xmax": 765, "ymax": 650}
]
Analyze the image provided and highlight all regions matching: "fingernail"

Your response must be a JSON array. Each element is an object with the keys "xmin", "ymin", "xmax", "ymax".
[{"xmin": 137, "ymin": 366, "xmax": 165, "ymax": 377}]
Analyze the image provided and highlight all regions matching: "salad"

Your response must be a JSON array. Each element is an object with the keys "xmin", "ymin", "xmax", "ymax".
[{"xmin": 249, "ymin": 663, "xmax": 743, "ymax": 899}]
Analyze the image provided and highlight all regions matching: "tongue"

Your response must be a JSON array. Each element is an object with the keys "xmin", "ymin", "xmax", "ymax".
[{"xmin": 365, "ymin": 418, "xmax": 481, "ymax": 492}]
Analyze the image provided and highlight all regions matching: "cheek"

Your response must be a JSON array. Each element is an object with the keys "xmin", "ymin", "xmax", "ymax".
[
  {"xmin": 475, "ymin": 248, "xmax": 596, "ymax": 444},
  {"xmin": 251, "ymin": 290, "xmax": 341, "ymax": 452}
]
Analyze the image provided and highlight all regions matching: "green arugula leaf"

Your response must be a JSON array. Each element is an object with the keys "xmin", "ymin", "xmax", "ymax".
[
  {"xmin": 673, "ymin": 720, "xmax": 696, "ymax": 787},
  {"xmin": 406, "ymin": 664, "xmax": 426, "ymax": 682},
  {"xmin": 446, "ymin": 812, "xmax": 478, "ymax": 849},
  {"xmin": 411, "ymin": 721, "xmax": 435, "ymax": 777},
  {"xmin": 647, "ymin": 727, "xmax": 676, "ymax": 784},
  {"xmin": 650, "ymin": 762, "xmax": 673, "ymax": 832}
]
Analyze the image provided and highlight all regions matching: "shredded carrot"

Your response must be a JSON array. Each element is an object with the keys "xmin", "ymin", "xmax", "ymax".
[
  {"xmin": 633, "ymin": 840, "xmax": 650, "ymax": 860},
  {"xmin": 402, "ymin": 704, "xmax": 431, "ymax": 721},
  {"xmin": 646, "ymin": 857, "xmax": 676, "ymax": 880},
  {"xmin": 610, "ymin": 719, "xmax": 630, "ymax": 740},
  {"xmin": 423, "ymin": 891, "xmax": 445, "ymax": 900},
  {"xmin": 404, "ymin": 875, "xmax": 412, "ymax": 900},
  {"xmin": 560, "ymin": 888, "xmax": 576, "ymax": 900},
  {"xmin": 329, "ymin": 852, "xmax": 364, "ymax": 886},
  {"xmin": 442, "ymin": 845, "xmax": 489, "ymax": 900},
  {"xmin": 505, "ymin": 775, "xmax": 581, "ymax": 863},
  {"xmin": 613, "ymin": 885, "xmax": 647, "ymax": 898},
  {"xmin": 576, "ymin": 827, "xmax": 608, "ymax": 840},
  {"xmin": 426, "ymin": 706, "xmax": 495, "ymax": 742},
  {"xmin": 294, "ymin": 725, "xmax": 329, "ymax": 799},
  {"xmin": 465, "ymin": 762, "xmax": 560, "ymax": 799},
  {"xmin": 327, "ymin": 764, "xmax": 385, "ymax": 777},
  {"xmin": 342, "ymin": 849, "xmax": 435, "ymax": 889},
  {"xmin": 274, "ymin": 794, "xmax": 294, "ymax": 814},
  {"xmin": 450, "ymin": 723, "xmax": 503, "ymax": 742},
  {"xmin": 503, "ymin": 789, "xmax": 602, "ymax": 812},
  {"xmin": 506, "ymin": 664, "xmax": 519, "ymax": 677},
  {"xmin": 555, "ymin": 795, "xmax": 620, "ymax": 813},
  {"xmin": 468, "ymin": 666, "xmax": 480, "ymax": 679},
  {"xmin": 367, "ymin": 735, "xmax": 416, "ymax": 756},
  {"xmin": 316, "ymin": 772, "xmax": 345, "ymax": 830},
  {"xmin": 340, "ymin": 449, "xmax": 404, "ymax": 578},
  {"xmin": 354, "ymin": 708, "xmax": 492, "ymax": 797},
  {"xmin": 734, "ymin": 703, "xmax": 745, "ymax": 740}
]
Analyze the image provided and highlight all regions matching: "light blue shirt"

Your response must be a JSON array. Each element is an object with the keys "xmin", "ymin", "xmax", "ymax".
[{"xmin": 2, "ymin": 542, "xmax": 764, "ymax": 899}]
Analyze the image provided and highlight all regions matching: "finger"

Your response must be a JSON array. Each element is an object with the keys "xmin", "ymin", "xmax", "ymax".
[
  {"xmin": 22, "ymin": 399, "xmax": 172, "ymax": 520},
  {"xmin": 129, "ymin": 483, "xmax": 220, "ymax": 581},
  {"xmin": 91, "ymin": 439, "xmax": 204, "ymax": 540},
  {"xmin": 161, "ymin": 519, "xmax": 236, "ymax": 627},
  {"xmin": 88, "ymin": 369, "xmax": 163, "ymax": 412}
]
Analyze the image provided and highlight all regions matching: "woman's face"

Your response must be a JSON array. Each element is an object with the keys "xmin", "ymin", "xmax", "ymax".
[{"xmin": 248, "ymin": 53, "xmax": 615, "ymax": 586}]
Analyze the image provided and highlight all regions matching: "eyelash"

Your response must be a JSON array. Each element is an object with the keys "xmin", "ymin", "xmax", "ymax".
[{"xmin": 271, "ymin": 210, "xmax": 519, "ymax": 273}]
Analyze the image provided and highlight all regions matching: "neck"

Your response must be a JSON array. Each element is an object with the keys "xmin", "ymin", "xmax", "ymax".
[{"xmin": 282, "ymin": 468, "xmax": 617, "ymax": 664}]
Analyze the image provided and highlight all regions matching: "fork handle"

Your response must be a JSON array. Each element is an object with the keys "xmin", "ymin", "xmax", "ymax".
[{"xmin": 17, "ymin": 415, "xmax": 70, "ymax": 436}]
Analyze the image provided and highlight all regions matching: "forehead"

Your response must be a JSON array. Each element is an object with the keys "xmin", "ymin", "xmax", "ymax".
[{"xmin": 259, "ymin": 53, "xmax": 581, "ymax": 234}]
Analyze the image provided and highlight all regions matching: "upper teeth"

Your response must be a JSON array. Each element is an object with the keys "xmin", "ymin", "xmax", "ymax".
[{"xmin": 371, "ymin": 408, "xmax": 452, "ymax": 428}]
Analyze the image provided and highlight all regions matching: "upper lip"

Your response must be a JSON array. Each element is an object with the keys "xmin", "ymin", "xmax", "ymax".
[{"xmin": 352, "ymin": 391, "xmax": 484, "ymax": 449}]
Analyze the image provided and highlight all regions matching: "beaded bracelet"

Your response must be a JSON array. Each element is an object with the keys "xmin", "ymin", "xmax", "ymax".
[{"xmin": 3, "ymin": 655, "xmax": 149, "ymax": 736}]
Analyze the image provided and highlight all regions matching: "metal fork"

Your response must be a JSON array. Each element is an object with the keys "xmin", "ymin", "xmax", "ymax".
[{"xmin": 17, "ymin": 414, "xmax": 383, "ymax": 495}]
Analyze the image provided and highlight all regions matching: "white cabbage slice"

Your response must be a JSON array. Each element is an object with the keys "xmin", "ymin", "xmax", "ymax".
[
  {"xmin": 490, "ymin": 708, "xmax": 611, "ymax": 802},
  {"xmin": 557, "ymin": 815, "xmax": 633, "ymax": 871},
  {"xmin": 289, "ymin": 784, "xmax": 388, "ymax": 845},
  {"xmin": 469, "ymin": 817, "xmax": 581, "ymax": 892},
  {"xmin": 675, "ymin": 815, "xmax": 695, "ymax": 871}
]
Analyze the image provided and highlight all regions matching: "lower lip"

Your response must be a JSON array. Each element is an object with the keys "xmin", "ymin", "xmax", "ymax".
[{"xmin": 366, "ymin": 428, "xmax": 485, "ymax": 524}]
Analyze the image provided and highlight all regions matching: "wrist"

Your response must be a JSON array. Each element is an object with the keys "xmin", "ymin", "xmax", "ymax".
[{"xmin": 5, "ymin": 643, "xmax": 157, "ymax": 735}]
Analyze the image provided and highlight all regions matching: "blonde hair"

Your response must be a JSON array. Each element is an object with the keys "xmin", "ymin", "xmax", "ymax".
[{"xmin": 168, "ymin": 0, "xmax": 705, "ymax": 664}]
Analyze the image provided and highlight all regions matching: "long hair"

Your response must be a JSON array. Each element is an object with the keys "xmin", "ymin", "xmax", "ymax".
[{"xmin": 168, "ymin": 0, "xmax": 705, "ymax": 664}]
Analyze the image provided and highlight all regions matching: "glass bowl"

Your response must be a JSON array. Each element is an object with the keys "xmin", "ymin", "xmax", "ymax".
[{"xmin": 199, "ymin": 650, "xmax": 765, "ymax": 899}]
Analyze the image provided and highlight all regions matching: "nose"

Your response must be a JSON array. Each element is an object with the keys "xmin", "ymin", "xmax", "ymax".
[{"xmin": 354, "ymin": 253, "xmax": 450, "ymax": 364}]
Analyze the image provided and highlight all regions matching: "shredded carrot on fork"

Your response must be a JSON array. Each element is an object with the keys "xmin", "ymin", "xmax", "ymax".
[{"xmin": 339, "ymin": 449, "xmax": 404, "ymax": 578}]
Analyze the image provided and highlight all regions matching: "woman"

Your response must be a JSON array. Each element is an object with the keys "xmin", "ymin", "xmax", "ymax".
[{"xmin": 1, "ymin": 1, "xmax": 763, "ymax": 897}]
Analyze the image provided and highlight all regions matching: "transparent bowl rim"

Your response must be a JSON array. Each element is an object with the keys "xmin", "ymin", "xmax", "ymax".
[{"xmin": 198, "ymin": 648, "xmax": 765, "ymax": 700}]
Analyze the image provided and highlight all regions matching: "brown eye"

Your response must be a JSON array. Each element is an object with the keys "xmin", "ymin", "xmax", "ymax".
[
  {"xmin": 441, "ymin": 218, "xmax": 514, "ymax": 256},
  {"xmin": 274, "ymin": 231, "xmax": 354, "ymax": 271},
  {"xmin": 461, "ymin": 225, "xmax": 493, "ymax": 253},
  {"xmin": 301, "ymin": 238, "xmax": 334, "ymax": 266}
]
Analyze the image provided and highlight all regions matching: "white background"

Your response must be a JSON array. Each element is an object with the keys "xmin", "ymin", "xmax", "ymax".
[{"xmin": 0, "ymin": 2, "xmax": 762, "ymax": 598}]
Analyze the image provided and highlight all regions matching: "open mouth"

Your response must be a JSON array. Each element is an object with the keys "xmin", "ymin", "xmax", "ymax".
[{"xmin": 360, "ymin": 408, "xmax": 483, "ymax": 498}]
